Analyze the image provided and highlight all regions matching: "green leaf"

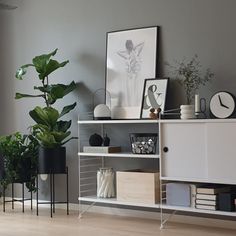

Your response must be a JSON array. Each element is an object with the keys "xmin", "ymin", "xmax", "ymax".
[
  {"xmin": 51, "ymin": 131, "xmax": 71, "ymax": 143},
  {"xmin": 15, "ymin": 93, "xmax": 44, "ymax": 100},
  {"xmin": 59, "ymin": 102, "xmax": 76, "ymax": 118},
  {"xmin": 31, "ymin": 49, "xmax": 69, "ymax": 80},
  {"xmin": 38, "ymin": 59, "xmax": 69, "ymax": 80},
  {"xmin": 55, "ymin": 120, "xmax": 71, "ymax": 132},
  {"xmin": 29, "ymin": 106, "xmax": 59, "ymax": 129},
  {"xmin": 34, "ymin": 81, "xmax": 76, "ymax": 105},
  {"xmin": 36, "ymin": 132, "xmax": 58, "ymax": 148},
  {"xmin": 32, "ymin": 49, "xmax": 58, "ymax": 74},
  {"xmin": 15, "ymin": 64, "xmax": 34, "ymax": 80},
  {"xmin": 61, "ymin": 136, "xmax": 78, "ymax": 146}
]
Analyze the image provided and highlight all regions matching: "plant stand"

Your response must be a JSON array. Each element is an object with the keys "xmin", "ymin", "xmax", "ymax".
[
  {"xmin": 3, "ymin": 182, "xmax": 33, "ymax": 212},
  {"xmin": 36, "ymin": 167, "xmax": 69, "ymax": 218}
]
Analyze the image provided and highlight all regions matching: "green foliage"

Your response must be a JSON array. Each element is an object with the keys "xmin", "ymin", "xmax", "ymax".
[
  {"xmin": 15, "ymin": 49, "xmax": 77, "ymax": 148},
  {"xmin": 168, "ymin": 55, "xmax": 214, "ymax": 104},
  {"xmin": 0, "ymin": 132, "xmax": 38, "ymax": 192},
  {"xmin": 29, "ymin": 105, "xmax": 77, "ymax": 148}
]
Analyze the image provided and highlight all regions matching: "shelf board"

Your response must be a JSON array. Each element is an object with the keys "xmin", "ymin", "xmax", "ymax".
[
  {"xmin": 160, "ymin": 176, "xmax": 236, "ymax": 185},
  {"xmin": 159, "ymin": 118, "xmax": 236, "ymax": 124},
  {"xmin": 78, "ymin": 119, "xmax": 158, "ymax": 124},
  {"xmin": 79, "ymin": 196, "xmax": 160, "ymax": 208},
  {"xmin": 161, "ymin": 204, "xmax": 236, "ymax": 217},
  {"xmin": 78, "ymin": 152, "xmax": 159, "ymax": 159},
  {"xmin": 79, "ymin": 197, "xmax": 236, "ymax": 217}
]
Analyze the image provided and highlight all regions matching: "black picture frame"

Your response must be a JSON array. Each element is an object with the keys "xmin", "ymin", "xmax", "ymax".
[
  {"xmin": 140, "ymin": 78, "xmax": 169, "ymax": 119},
  {"xmin": 105, "ymin": 26, "xmax": 159, "ymax": 119}
]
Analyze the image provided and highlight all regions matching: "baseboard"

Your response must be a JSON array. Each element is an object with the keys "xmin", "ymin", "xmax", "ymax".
[{"xmin": 3, "ymin": 198, "xmax": 236, "ymax": 230}]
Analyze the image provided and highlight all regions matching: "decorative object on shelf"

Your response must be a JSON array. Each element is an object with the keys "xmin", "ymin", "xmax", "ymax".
[
  {"xmin": 140, "ymin": 78, "xmax": 168, "ymax": 119},
  {"xmin": 15, "ymin": 49, "xmax": 77, "ymax": 174},
  {"xmin": 93, "ymin": 104, "xmax": 111, "ymax": 120},
  {"xmin": 209, "ymin": 91, "xmax": 236, "ymax": 119},
  {"xmin": 195, "ymin": 95, "xmax": 207, "ymax": 118},
  {"xmin": 97, "ymin": 167, "xmax": 115, "ymax": 198},
  {"xmin": 167, "ymin": 54, "xmax": 214, "ymax": 105},
  {"xmin": 149, "ymin": 108, "xmax": 161, "ymax": 119},
  {"xmin": 166, "ymin": 183, "xmax": 191, "ymax": 207},
  {"xmin": 130, "ymin": 133, "xmax": 157, "ymax": 154},
  {"xmin": 93, "ymin": 89, "xmax": 111, "ymax": 120},
  {"xmin": 149, "ymin": 108, "xmax": 157, "ymax": 119},
  {"xmin": 106, "ymin": 26, "xmax": 159, "ymax": 119},
  {"xmin": 89, "ymin": 133, "xmax": 103, "ymax": 146},
  {"xmin": 103, "ymin": 134, "xmax": 110, "ymax": 146},
  {"xmin": 83, "ymin": 146, "xmax": 121, "ymax": 153},
  {"xmin": 180, "ymin": 105, "xmax": 195, "ymax": 119}
]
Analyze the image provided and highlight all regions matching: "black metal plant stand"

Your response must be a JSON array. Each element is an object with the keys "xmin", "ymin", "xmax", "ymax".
[
  {"xmin": 3, "ymin": 182, "xmax": 33, "ymax": 212},
  {"xmin": 36, "ymin": 167, "xmax": 69, "ymax": 218}
]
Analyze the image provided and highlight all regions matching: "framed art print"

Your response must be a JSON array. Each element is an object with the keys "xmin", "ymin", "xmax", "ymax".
[
  {"xmin": 140, "ymin": 78, "xmax": 169, "ymax": 119},
  {"xmin": 105, "ymin": 26, "xmax": 159, "ymax": 119}
]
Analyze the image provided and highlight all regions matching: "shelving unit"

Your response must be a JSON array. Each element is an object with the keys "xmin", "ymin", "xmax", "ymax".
[
  {"xmin": 78, "ymin": 117, "xmax": 236, "ymax": 227},
  {"xmin": 159, "ymin": 118, "xmax": 236, "ymax": 228},
  {"xmin": 78, "ymin": 119, "xmax": 159, "ymax": 216}
]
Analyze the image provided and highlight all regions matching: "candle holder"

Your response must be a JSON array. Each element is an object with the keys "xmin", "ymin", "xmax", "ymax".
[{"xmin": 195, "ymin": 97, "xmax": 207, "ymax": 118}]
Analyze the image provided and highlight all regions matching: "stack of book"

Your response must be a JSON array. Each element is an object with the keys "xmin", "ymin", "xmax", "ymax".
[{"xmin": 195, "ymin": 185, "xmax": 231, "ymax": 211}]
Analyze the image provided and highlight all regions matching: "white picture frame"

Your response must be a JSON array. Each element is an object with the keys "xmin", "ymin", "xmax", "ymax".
[{"xmin": 105, "ymin": 26, "xmax": 159, "ymax": 119}]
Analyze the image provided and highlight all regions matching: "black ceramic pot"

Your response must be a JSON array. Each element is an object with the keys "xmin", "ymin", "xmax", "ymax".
[
  {"xmin": 14, "ymin": 158, "xmax": 32, "ymax": 183},
  {"xmin": 38, "ymin": 146, "xmax": 66, "ymax": 174}
]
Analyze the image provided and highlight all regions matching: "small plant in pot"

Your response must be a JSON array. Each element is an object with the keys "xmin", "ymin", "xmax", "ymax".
[
  {"xmin": 15, "ymin": 49, "xmax": 77, "ymax": 174},
  {"xmin": 167, "ymin": 55, "xmax": 214, "ymax": 119},
  {"xmin": 168, "ymin": 54, "xmax": 214, "ymax": 105},
  {"xmin": 0, "ymin": 132, "xmax": 38, "ymax": 192}
]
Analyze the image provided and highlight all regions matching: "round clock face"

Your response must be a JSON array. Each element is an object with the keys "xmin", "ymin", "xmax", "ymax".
[{"xmin": 210, "ymin": 92, "xmax": 235, "ymax": 118}]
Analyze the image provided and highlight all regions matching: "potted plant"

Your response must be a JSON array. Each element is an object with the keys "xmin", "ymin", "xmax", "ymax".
[
  {"xmin": 169, "ymin": 54, "xmax": 214, "ymax": 105},
  {"xmin": 168, "ymin": 55, "xmax": 214, "ymax": 119},
  {"xmin": 0, "ymin": 132, "xmax": 38, "ymax": 192},
  {"xmin": 15, "ymin": 49, "xmax": 77, "ymax": 174}
]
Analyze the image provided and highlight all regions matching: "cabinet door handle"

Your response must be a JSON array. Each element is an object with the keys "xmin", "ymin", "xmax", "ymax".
[{"xmin": 163, "ymin": 147, "xmax": 169, "ymax": 153}]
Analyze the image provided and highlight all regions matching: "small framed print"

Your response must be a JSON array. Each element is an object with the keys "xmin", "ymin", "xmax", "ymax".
[
  {"xmin": 140, "ymin": 78, "xmax": 169, "ymax": 119},
  {"xmin": 105, "ymin": 26, "xmax": 159, "ymax": 119}
]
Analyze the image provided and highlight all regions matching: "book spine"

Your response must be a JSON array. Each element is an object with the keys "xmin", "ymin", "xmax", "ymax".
[
  {"xmin": 195, "ymin": 204, "xmax": 217, "ymax": 211},
  {"xmin": 196, "ymin": 193, "xmax": 217, "ymax": 200},
  {"xmin": 190, "ymin": 184, "xmax": 197, "ymax": 208}
]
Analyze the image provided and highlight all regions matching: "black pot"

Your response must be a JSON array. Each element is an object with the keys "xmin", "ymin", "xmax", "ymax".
[
  {"xmin": 14, "ymin": 158, "xmax": 32, "ymax": 183},
  {"xmin": 38, "ymin": 146, "xmax": 66, "ymax": 174}
]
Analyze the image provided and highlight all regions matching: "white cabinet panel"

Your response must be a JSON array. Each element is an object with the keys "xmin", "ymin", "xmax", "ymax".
[
  {"xmin": 207, "ymin": 123, "xmax": 236, "ymax": 184},
  {"xmin": 161, "ymin": 123, "xmax": 207, "ymax": 179}
]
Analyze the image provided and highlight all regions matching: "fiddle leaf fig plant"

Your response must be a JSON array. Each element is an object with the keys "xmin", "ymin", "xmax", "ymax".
[{"xmin": 15, "ymin": 49, "xmax": 77, "ymax": 148}]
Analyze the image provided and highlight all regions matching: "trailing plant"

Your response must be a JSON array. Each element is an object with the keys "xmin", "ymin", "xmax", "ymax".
[
  {"xmin": 15, "ymin": 49, "xmax": 77, "ymax": 148},
  {"xmin": 168, "ymin": 54, "xmax": 214, "ymax": 104},
  {"xmin": 0, "ymin": 132, "xmax": 38, "ymax": 192}
]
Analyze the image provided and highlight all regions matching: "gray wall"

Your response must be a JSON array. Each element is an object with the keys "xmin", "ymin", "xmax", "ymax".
[{"xmin": 1, "ymin": 0, "xmax": 236, "ymax": 203}]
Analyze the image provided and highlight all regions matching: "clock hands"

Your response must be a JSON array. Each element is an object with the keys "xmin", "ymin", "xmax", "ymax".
[{"xmin": 218, "ymin": 95, "xmax": 229, "ymax": 109}]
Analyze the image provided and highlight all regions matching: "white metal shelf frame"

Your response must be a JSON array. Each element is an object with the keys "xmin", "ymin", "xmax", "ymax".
[
  {"xmin": 78, "ymin": 118, "xmax": 236, "ymax": 223},
  {"xmin": 78, "ymin": 119, "xmax": 160, "ymax": 217}
]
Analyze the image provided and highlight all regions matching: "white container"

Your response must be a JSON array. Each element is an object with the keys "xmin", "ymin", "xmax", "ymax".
[
  {"xmin": 97, "ymin": 168, "xmax": 115, "ymax": 198},
  {"xmin": 180, "ymin": 105, "xmax": 195, "ymax": 119}
]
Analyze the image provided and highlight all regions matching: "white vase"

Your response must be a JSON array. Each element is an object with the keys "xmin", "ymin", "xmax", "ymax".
[{"xmin": 180, "ymin": 105, "xmax": 196, "ymax": 119}]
